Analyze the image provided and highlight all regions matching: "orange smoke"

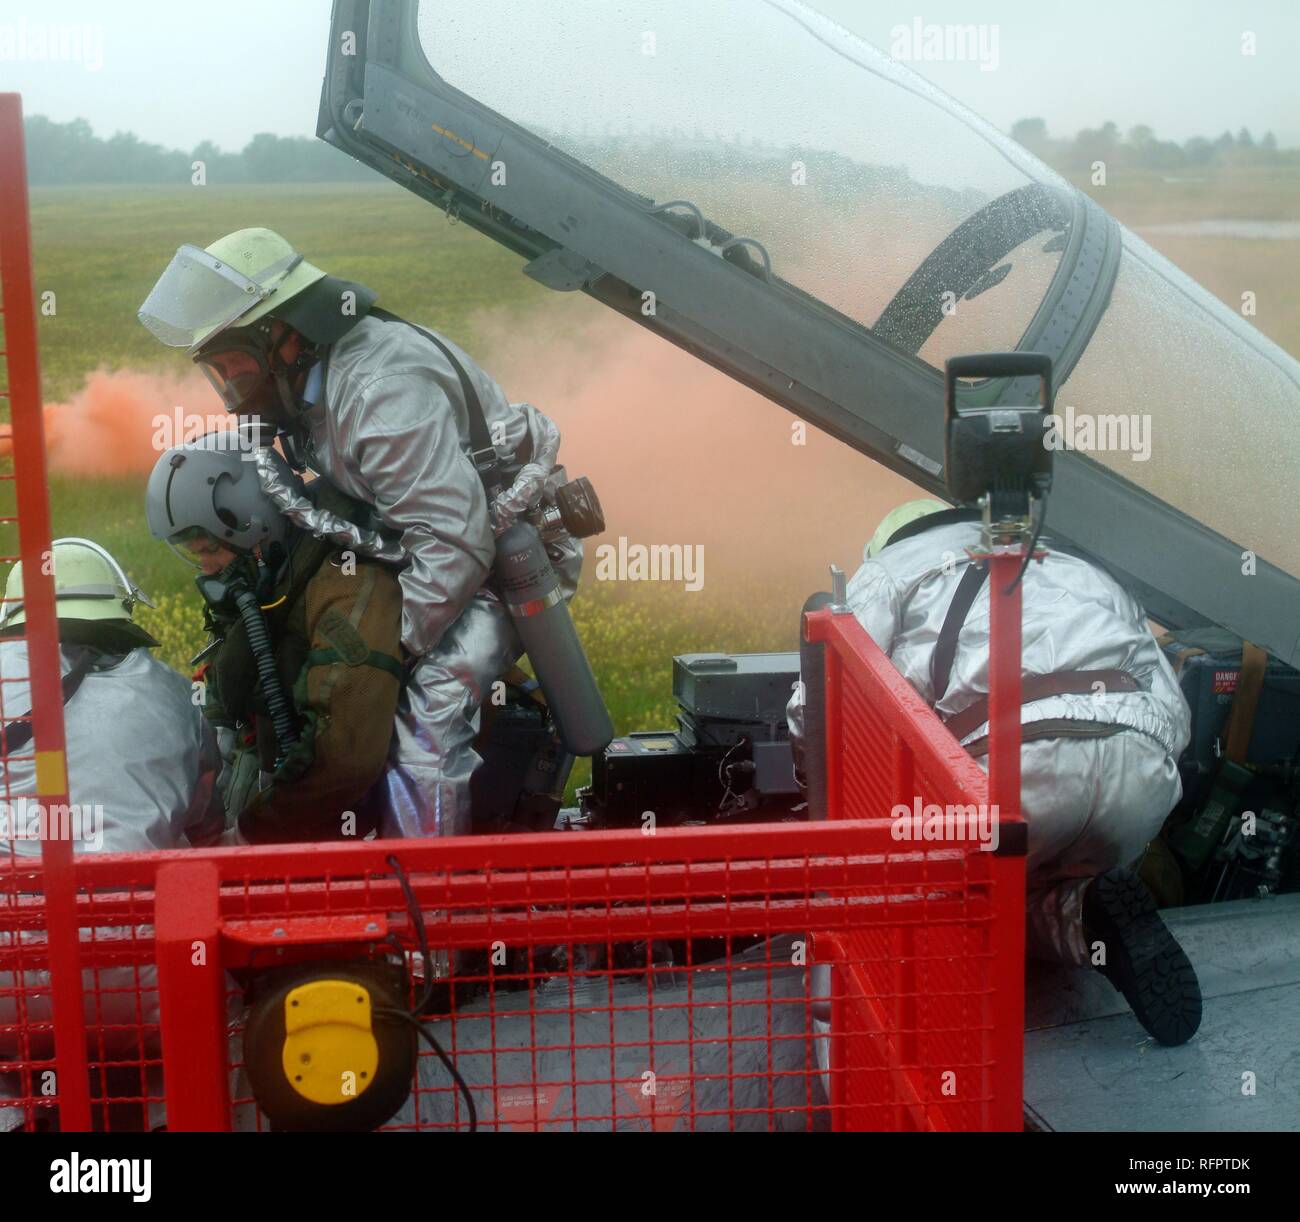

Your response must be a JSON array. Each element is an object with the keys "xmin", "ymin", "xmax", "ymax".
[
  {"xmin": 479, "ymin": 302, "xmax": 924, "ymax": 592},
  {"xmin": 15, "ymin": 367, "xmax": 232, "ymax": 477}
]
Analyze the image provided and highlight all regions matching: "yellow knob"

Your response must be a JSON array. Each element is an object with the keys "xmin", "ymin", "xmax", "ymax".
[{"xmin": 281, "ymin": 980, "xmax": 380, "ymax": 1106}]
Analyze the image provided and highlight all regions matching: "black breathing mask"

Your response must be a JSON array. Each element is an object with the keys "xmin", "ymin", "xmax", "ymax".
[
  {"xmin": 197, "ymin": 544, "xmax": 302, "ymax": 763},
  {"xmin": 196, "ymin": 547, "xmax": 281, "ymax": 619}
]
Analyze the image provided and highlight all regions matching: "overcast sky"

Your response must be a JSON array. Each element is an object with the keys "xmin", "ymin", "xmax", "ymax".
[{"xmin": 2, "ymin": 0, "xmax": 1297, "ymax": 150}]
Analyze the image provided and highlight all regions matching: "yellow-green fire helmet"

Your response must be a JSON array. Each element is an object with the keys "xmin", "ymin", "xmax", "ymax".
[
  {"xmin": 2, "ymin": 537, "xmax": 153, "ymax": 632},
  {"xmin": 138, "ymin": 227, "xmax": 327, "ymax": 356},
  {"xmin": 865, "ymin": 499, "xmax": 950, "ymax": 559}
]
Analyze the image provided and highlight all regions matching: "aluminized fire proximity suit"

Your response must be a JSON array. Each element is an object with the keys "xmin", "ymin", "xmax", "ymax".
[
  {"xmin": 0, "ymin": 639, "xmax": 224, "ymax": 855},
  {"xmin": 788, "ymin": 518, "xmax": 1191, "ymax": 965},
  {"xmin": 0, "ymin": 638, "xmax": 224, "ymax": 1130},
  {"xmin": 286, "ymin": 313, "xmax": 581, "ymax": 839}
]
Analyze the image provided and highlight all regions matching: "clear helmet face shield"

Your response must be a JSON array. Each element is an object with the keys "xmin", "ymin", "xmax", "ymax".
[
  {"xmin": 165, "ymin": 527, "xmax": 266, "ymax": 613},
  {"xmin": 139, "ymin": 244, "xmax": 300, "ymax": 356},
  {"xmin": 166, "ymin": 526, "xmax": 239, "ymax": 573}
]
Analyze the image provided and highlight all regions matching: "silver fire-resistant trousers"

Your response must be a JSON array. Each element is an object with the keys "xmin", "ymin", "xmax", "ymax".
[
  {"xmin": 379, "ymin": 536, "xmax": 583, "ymax": 840},
  {"xmin": 1015, "ymin": 729, "xmax": 1182, "ymax": 966}
]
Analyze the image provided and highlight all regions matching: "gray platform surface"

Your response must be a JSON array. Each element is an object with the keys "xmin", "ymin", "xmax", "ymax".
[{"xmin": 1023, "ymin": 893, "xmax": 1300, "ymax": 1132}]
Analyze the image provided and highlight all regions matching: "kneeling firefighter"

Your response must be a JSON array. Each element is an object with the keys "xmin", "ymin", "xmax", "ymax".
[
  {"xmin": 145, "ymin": 431, "xmax": 404, "ymax": 844},
  {"xmin": 0, "ymin": 538, "xmax": 223, "ymax": 1130},
  {"xmin": 0, "ymin": 536, "xmax": 224, "ymax": 851},
  {"xmin": 138, "ymin": 229, "xmax": 611, "ymax": 840},
  {"xmin": 788, "ymin": 497, "xmax": 1202, "ymax": 1046}
]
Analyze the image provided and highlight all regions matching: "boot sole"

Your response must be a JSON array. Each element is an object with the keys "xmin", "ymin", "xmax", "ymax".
[{"xmin": 1085, "ymin": 867, "xmax": 1202, "ymax": 1046}]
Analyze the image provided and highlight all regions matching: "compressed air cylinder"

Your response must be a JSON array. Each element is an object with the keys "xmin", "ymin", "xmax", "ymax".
[{"xmin": 493, "ymin": 521, "xmax": 613, "ymax": 757}]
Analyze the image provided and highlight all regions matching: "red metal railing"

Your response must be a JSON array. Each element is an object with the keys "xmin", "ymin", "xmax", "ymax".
[
  {"xmin": 0, "ymin": 598, "xmax": 1026, "ymax": 1133},
  {"xmin": 0, "ymin": 814, "xmax": 1022, "ymax": 1132}
]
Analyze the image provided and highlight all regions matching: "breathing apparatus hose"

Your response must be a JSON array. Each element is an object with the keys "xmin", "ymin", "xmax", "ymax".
[{"xmin": 233, "ymin": 587, "xmax": 300, "ymax": 758}]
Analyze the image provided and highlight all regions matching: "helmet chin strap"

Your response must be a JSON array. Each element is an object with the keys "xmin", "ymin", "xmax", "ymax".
[
  {"xmin": 269, "ymin": 326, "xmax": 319, "ymax": 419},
  {"xmin": 260, "ymin": 328, "xmax": 322, "ymax": 472},
  {"xmin": 272, "ymin": 367, "xmax": 303, "ymax": 420},
  {"xmin": 268, "ymin": 363, "xmax": 319, "ymax": 475}
]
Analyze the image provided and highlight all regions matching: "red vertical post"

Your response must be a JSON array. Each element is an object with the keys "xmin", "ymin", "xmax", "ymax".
[
  {"xmin": 823, "ymin": 647, "xmax": 842, "ymax": 819},
  {"xmin": 985, "ymin": 551, "xmax": 1026, "ymax": 1129},
  {"xmin": 986, "ymin": 554, "xmax": 1023, "ymax": 830},
  {"xmin": 827, "ymin": 957, "xmax": 847, "ymax": 1129},
  {"xmin": 986, "ymin": 852, "xmax": 1026, "ymax": 1129},
  {"xmin": 155, "ymin": 861, "xmax": 230, "ymax": 1131},
  {"xmin": 0, "ymin": 93, "xmax": 93, "ymax": 1131}
]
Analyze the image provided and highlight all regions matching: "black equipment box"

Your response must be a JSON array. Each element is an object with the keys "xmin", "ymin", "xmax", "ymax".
[
  {"xmin": 584, "ymin": 652, "xmax": 803, "ymax": 827},
  {"xmin": 588, "ymin": 732, "xmax": 697, "ymax": 821},
  {"xmin": 1162, "ymin": 629, "xmax": 1300, "ymax": 807},
  {"xmin": 471, "ymin": 697, "xmax": 574, "ymax": 832},
  {"xmin": 672, "ymin": 652, "xmax": 799, "ymax": 728}
]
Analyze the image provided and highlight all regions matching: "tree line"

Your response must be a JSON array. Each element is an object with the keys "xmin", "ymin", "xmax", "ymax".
[
  {"xmin": 23, "ymin": 112, "xmax": 1297, "ymax": 185},
  {"xmin": 1010, "ymin": 118, "xmax": 1296, "ymax": 172},
  {"xmin": 24, "ymin": 115, "xmax": 373, "ymax": 185}
]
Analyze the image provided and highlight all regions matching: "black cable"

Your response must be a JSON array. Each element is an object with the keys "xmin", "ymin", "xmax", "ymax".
[
  {"xmin": 383, "ymin": 855, "xmax": 479, "ymax": 1131},
  {"xmin": 716, "ymin": 736, "xmax": 750, "ymax": 814},
  {"xmin": 716, "ymin": 738, "xmax": 743, "ymax": 791},
  {"xmin": 373, "ymin": 1006, "xmax": 478, "ymax": 1133},
  {"xmin": 386, "ymin": 854, "xmax": 435, "ymax": 1015},
  {"xmin": 1003, "ymin": 491, "xmax": 1048, "ymax": 595}
]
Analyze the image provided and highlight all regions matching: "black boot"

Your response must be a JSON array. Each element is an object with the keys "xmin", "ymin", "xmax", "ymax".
[{"xmin": 1082, "ymin": 867, "xmax": 1202, "ymax": 1046}]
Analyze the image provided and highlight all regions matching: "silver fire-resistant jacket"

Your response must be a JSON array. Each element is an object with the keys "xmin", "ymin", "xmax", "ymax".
[
  {"xmin": 788, "ymin": 519, "xmax": 1191, "ymax": 965},
  {"xmin": 0, "ymin": 640, "xmax": 224, "ymax": 1129},
  {"xmin": 291, "ymin": 314, "xmax": 581, "ymax": 839},
  {"xmin": 0, "ymin": 640, "xmax": 224, "ymax": 855}
]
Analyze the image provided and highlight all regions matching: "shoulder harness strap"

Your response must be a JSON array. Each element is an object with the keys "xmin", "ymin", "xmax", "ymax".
[
  {"xmin": 1, "ymin": 645, "xmax": 100, "ymax": 755},
  {"xmin": 367, "ymin": 307, "xmax": 500, "ymax": 484},
  {"xmin": 931, "ymin": 561, "xmax": 989, "ymax": 703}
]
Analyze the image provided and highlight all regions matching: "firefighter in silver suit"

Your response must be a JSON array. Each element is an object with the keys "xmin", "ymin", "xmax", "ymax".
[{"xmin": 139, "ymin": 228, "xmax": 580, "ymax": 839}]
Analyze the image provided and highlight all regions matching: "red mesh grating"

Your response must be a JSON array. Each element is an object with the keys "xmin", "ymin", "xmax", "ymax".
[
  {"xmin": 0, "ymin": 814, "xmax": 1017, "ymax": 1132},
  {"xmin": 807, "ymin": 607, "xmax": 1025, "ymax": 1131}
]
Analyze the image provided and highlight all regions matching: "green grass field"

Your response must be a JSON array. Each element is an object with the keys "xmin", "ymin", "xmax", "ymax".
[{"xmin": 12, "ymin": 168, "xmax": 1300, "ymax": 790}]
